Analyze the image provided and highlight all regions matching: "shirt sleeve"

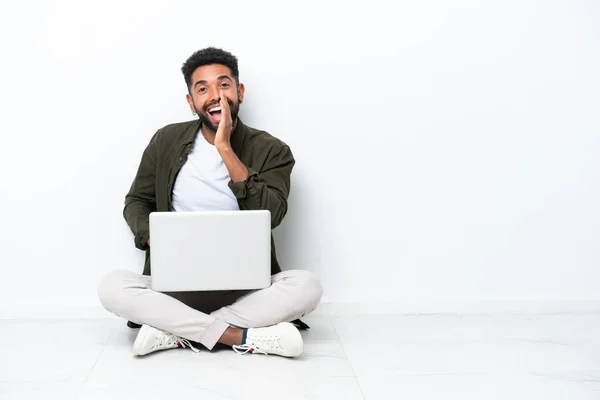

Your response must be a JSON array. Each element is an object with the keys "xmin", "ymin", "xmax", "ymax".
[
  {"xmin": 228, "ymin": 144, "xmax": 295, "ymax": 229},
  {"xmin": 123, "ymin": 131, "xmax": 159, "ymax": 250}
]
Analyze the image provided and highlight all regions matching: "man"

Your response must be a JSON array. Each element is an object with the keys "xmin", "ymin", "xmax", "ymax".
[{"xmin": 98, "ymin": 47, "xmax": 322, "ymax": 358}]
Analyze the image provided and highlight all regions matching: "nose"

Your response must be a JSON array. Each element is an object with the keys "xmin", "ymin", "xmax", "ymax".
[{"xmin": 207, "ymin": 86, "xmax": 220, "ymax": 104}]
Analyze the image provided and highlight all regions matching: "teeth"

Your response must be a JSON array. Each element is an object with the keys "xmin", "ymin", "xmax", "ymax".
[{"xmin": 208, "ymin": 106, "xmax": 222, "ymax": 113}]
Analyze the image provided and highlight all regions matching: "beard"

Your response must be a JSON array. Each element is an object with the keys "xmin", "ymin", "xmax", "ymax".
[{"xmin": 196, "ymin": 98, "xmax": 240, "ymax": 132}]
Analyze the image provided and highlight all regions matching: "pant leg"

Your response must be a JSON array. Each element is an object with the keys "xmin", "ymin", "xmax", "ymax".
[
  {"xmin": 210, "ymin": 269, "xmax": 323, "ymax": 328},
  {"xmin": 97, "ymin": 270, "xmax": 229, "ymax": 350}
]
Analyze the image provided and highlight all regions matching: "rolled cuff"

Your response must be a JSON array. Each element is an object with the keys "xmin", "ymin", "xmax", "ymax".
[
  {"xmin": 199, "ymin": 318, "xmax": 230, "ymax": 350},
  {"xmin": 228, "ymin": 167, "xmax": 259, "ymax": 199},
  {"xmin": 135, "ymin": 229, "xmax": 150, "ymax": 251}
]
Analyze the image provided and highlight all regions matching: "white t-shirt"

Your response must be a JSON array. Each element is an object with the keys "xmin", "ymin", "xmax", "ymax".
[{"xmin": 171, "ymin": 134, "xmax": 240, "ymax": 212}]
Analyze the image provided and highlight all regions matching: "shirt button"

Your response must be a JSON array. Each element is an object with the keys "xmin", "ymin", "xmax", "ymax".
[{"xmin": 179, "ymin": 157, "xmax": 183, "ymax": 162}]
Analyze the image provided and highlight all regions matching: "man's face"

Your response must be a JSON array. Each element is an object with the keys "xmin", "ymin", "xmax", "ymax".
[{"xmin": 186, "ymin": 64, "xmax": 244, "ymax": 132}]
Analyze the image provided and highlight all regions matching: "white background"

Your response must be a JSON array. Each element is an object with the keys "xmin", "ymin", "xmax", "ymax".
[{"xmin": 0, "ymin": 0, "xmax": 598, "ymax": 317}]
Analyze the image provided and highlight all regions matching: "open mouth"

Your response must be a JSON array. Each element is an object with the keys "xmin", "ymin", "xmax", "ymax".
[{"xmin": 207, "ymin": 106, "xmax": 222, "ymax": 123}]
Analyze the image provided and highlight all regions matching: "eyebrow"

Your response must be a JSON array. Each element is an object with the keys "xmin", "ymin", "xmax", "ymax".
[{"xmin": 193, "ymin": 75, "xmax": 233, "ymax": 89}]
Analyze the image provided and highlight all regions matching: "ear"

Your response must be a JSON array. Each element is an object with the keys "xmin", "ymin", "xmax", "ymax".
[
  {"xmin": 186, "ymin": 93, "xmax": 197, "ymax": 114},
  {"xmin": 237, "ymin": 83, "xmax": 245, "ymax": 103}
]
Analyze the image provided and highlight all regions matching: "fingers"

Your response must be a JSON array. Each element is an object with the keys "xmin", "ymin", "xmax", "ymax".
[{"xmin": 219, "ymin": 90, "xmax": 230, "ymax": 114}]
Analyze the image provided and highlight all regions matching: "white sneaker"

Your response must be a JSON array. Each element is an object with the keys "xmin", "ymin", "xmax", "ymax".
[
  {"xmin": 132, "ymin": 324, "xmax": 199, "ymax": 356},
  {"xmin": 232, "ymin": 322, "xmax": 303, "ymax": 357}
]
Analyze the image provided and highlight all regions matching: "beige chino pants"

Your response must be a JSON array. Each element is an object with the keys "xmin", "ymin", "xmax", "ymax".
[{"xmin": 98, "ymin": 269, "xmax": 323, "ymax": 350}]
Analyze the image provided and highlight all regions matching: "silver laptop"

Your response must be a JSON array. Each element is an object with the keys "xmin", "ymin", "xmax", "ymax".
[{"xmin": 149, "ymin": 210, "xmax": 271, "ymax": 292}]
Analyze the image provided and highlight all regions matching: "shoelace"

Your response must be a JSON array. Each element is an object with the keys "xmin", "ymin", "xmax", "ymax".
[
  {"xmin": 232, "ymin": 344, "xmax": 268, "ymax": 355},
  {"xmin": 232, "ymin": 336, "xmax": 280, "ymax": 355},
  {"xmin": 153, "ymin": 331, "xmax": 200, "ymax": 353}
]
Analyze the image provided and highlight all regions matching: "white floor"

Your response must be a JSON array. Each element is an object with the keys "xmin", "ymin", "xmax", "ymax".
[{"xmin": 1, "ymin": 313, "xmax": 600, "ymax": 399}]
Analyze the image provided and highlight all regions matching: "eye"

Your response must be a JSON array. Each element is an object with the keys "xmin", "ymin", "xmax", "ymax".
[
  {"xmin": 220, "ymin": 82, "xmax": 230, "ymax": 88},
  {"xmin": 197, "ymin": 87, "xmax": 207, "ymax": 93}
]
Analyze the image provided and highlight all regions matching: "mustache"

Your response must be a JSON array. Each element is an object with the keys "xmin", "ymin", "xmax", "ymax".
[{"xmin": 203, "ymin": 99, "xmax": 235, "ymax": 112}]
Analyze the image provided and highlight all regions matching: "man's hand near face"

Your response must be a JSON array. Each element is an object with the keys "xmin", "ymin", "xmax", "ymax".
[
  {"xmin": 214, "ymin": 90, "xmax": 234, "ymax": 149},
  {"xmin": 215, "ymin": 89, "xmax": 249, "ymax": 183}
]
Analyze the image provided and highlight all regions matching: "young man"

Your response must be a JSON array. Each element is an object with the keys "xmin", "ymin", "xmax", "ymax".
[{"xmin": 98, "ymin": 48, "xmax": 322, "ymax": 358}]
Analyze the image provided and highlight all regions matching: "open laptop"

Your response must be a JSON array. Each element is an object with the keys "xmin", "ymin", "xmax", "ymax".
[{"xmin": 149, "ymin": 210, "xmax": 271, "ymax": 292}]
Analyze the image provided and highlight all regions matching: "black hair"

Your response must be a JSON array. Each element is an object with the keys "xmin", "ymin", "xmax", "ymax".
[{"xmin": 181, "ymin": 47, "xmax": 239, "ymax": 92}]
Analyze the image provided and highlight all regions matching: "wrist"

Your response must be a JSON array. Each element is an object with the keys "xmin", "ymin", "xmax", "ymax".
[{"xmin": 215, "ymin": 142, "xmax": 233, "ymax": 153}]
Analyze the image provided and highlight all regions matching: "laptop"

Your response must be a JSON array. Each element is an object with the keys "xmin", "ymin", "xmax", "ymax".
[{"xmin": 149, "ymin": 210, "xmax": 272, "ymax": 292}]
